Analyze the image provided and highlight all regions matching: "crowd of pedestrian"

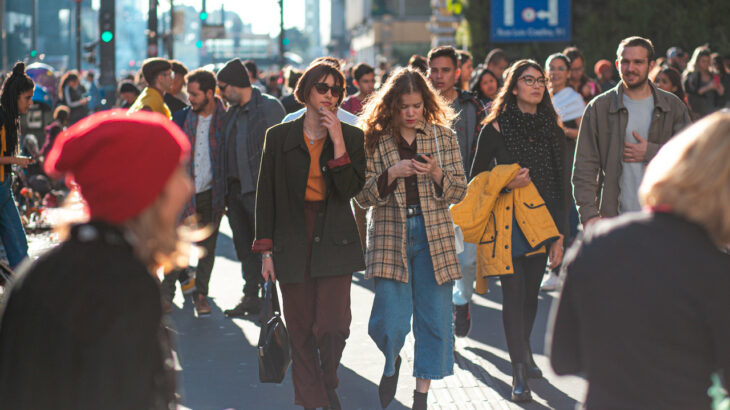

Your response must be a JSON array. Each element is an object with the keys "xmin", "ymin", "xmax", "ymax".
[{"xmin": 0, "ymin": 33, "xmax": 727, "ymax": 410}]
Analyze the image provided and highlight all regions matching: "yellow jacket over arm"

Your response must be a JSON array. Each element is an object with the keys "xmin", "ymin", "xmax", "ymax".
[{"xmin": 451, "ymin": 164, "xmax": 560, "ymax": 294}]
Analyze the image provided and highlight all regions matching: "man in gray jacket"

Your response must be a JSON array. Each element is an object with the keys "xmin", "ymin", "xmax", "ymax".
[
  {"xmin": 573, "ymin": 36, "xmax": 691, "ymax": 226},
  {"xmin": 217, "ymin": 58, "xmax": 286, "ymax": 317}
]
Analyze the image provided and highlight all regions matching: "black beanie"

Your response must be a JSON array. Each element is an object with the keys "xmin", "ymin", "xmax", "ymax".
[
  {"xmin": 142, "ymin": 58, "xmax": 171, "ymax": 84},
  {"xmin": 217, "ymin": 58, "xmax": 251, "ymax": 88}
]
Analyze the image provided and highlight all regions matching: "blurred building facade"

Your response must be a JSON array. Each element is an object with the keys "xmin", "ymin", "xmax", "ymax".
[{"xmin": 346, "ymin": 0, "xmax": 432, "ymax": 66}]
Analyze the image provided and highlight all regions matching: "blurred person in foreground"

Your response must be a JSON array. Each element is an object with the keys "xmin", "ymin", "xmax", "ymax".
[
  {"xmin": 0, "ymin": 109, "xmax": 192, "ymax": 409},
  {"xmin": 548, "ymin": 111, "xmax": 730, "ymax": 409}
]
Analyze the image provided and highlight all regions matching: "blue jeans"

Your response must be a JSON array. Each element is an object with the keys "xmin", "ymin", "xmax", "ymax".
[
  {"xmin": 0, "ymin": 178, "xmax": 28, "ymax": 268},
  {"xmin": 452, "ymin": 242, "xmax": 477, "ymax": 305},
  {"xmin": 368, "ymin": 213, "xmax": 454, "ymax": 380}
]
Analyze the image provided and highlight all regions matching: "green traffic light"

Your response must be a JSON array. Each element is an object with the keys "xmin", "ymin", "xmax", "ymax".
[
  {"xmin": 196, "ymin": 40, "xmax": 203, "ymax": 49},
  {"xmin": 30, "ymin": 49, "xmax": 38, "ymax": 57},
  {"xmin": 101, "ymin": 31, "xmax": 113, "ymax": 42},
  {"xmin": 200, "ymin": 11, "xmax": 208, "ymax": 21},
  {"xmin": 282, "ymin": 38, "xmax": 290, "ymax": 46}
]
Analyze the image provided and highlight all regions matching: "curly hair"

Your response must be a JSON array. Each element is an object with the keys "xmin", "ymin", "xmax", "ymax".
[{"xmin": 360, "ymin": 67, "xmax": 455, "ymax": 154}]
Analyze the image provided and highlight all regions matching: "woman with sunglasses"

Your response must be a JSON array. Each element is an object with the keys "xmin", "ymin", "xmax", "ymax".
[
  {"xmin": 252, "ymin": 60, "xmax": 366, "ymax": 410},
  {"xmin": 469, "ymin": 60, "xmax": 568, "ymax": 402},
  {"xmin": 355, "ymin": 67, "xmax": 467, "ymax": 410}
]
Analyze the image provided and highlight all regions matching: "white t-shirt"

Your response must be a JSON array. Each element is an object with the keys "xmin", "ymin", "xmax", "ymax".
[{"xmin": 194, "ymin": 114, "xmax": 213, "ymax": 193}]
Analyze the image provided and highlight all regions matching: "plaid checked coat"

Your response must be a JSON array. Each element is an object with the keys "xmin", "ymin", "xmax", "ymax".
[{"xmin": 355, "ymin": 120, "xmax": 468, "ymax": 285}]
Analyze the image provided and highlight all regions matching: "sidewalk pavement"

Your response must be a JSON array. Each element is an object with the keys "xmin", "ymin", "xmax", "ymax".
[{"xmin": 168, "ymin": 219, "xmax": 585, "ymax": 409}]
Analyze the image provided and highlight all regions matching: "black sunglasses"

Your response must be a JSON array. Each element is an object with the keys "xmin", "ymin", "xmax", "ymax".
[{"xmin": 314, "ymin": 82, "xmax": 344, "ymax": 97}]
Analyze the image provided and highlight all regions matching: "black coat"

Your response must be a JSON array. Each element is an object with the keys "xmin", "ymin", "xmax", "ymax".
[
  {"xmin": 255, "ymin": 115, "xmax": 366, "ymax": 283},
  {"xmin": 0, "ymin": 221, "xmax": 176, "ymax": 410},
  {"xmin": 548, "ymin": 211, "xmax": 730, "ymax": 409}
]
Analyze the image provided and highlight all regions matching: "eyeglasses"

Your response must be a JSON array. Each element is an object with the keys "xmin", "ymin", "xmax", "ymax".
[
  {"xmin": 314, "ymin": 82, "xmax": 344, "ymax": 97},
  {"xmin": 519, "ymin": 76, "xmax": 547, "ymax": 87}
]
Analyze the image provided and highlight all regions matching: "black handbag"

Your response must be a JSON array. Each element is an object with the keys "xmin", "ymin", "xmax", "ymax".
[{"xmin": 257, "ymin": 280, "xmax": 291, "ymax": 383}]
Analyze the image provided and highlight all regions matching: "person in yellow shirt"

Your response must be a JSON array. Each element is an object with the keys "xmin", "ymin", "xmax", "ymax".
[{"xmin": 128, "ymin": 58, "xmax": 173, "ymax": 118}]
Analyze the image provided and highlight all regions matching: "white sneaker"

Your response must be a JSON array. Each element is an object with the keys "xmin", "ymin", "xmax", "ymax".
[{"xmin": 540, "ymin": 274, "xmax": 562, "ymax": 291}]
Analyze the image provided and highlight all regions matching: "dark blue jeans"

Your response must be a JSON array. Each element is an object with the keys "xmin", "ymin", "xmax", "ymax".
[{"xmin": 0, "ymin": 178, "xmax": 28, "ymax": 268}]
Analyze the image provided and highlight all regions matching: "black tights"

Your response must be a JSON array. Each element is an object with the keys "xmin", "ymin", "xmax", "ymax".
[{"xmin": 499, "ymin": 254, "xmax": 548, "ymax": 365}]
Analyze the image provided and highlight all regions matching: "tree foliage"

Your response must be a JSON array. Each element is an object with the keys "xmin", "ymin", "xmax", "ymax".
[{"xmin": 462, "ymin": 0, "xmax": 730, "ymax": 68}]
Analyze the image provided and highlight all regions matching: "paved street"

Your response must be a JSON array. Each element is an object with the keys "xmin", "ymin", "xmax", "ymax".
[{"xmin": 165, "ymin": 217, "xmax": 587, "ymax": 410}]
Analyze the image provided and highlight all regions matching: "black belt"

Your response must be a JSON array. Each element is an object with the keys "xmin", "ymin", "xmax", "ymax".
[{"xmin": 406, "ymin": 205, "xmax": 422, "ymax": 217}]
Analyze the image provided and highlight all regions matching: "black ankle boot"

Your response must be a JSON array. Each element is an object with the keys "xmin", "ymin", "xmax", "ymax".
[
  {"xmin": 511, "ymin": 363, "xmax": 532, "ymax": 402},
  {"xmin": 525, "ymin": 345, "xmax": 543, "ymax": 379},
  {"xmin": 325, "ymin": 388, "xmax": 341, "ymax": 410},
  {"xmin": 412, "ymin": 390, "xmax": 427, "ymax": 410},
  {"xmin": 378, "ymin": 355, "xmax": 401, "ymax": 408}
]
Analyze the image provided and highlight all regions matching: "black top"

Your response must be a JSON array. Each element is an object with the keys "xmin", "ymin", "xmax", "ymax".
[
  {"xmin": 163, "ymin": 93, "xmax": 188, "ymax": 115},
  {"xmin": 549, "ymin": 211, "xmax": 730, "ymax": 409},
  {"xmin": 471, "ymin": 121, "xmax": 569, "ymax": 239},
  {"xmin": 0, "ymin": 221, "xmax": 176, "ymax": 410}
]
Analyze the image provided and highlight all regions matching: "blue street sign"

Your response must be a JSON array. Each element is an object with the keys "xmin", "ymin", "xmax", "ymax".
[{"xmin": 491, "ymin": 0, "xmax": 571, "ymax": 42}]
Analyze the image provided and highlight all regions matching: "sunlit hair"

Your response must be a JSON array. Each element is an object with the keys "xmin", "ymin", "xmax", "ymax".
[
  {"xmin": 359, "ymin": 67, "xmax": 455, "ymax": 154},
  {"xmin": 639, "ymin": 111, "xmax": 730, "ymax": 246},
  {"xmin": 686, "ymin": 45, "xmax": 712, "ymax": 73},
  {"xmin": 56, "ymin": 188, "xmax": 202, "ymax": 274},
  {"xmin": 483, "ymin": 59, "xmax": 558, "ymax": 125},
  {"xmin": 58, "ymin": 71, "xmax": 80, "ymax": 101},
  {"xmin": 294, "ymin": 61, "xmax": 346, "ymax": 106}
]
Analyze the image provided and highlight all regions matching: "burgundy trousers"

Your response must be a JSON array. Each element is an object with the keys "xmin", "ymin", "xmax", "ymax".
[{"xmin": 279, "ymin": 201, "xmax": 353, "ymax": 408}]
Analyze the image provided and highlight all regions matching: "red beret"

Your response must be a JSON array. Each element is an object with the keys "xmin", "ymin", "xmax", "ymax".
[{"xmin": 44, "ymin": 109, "xmax": 191, "ymax": 224}]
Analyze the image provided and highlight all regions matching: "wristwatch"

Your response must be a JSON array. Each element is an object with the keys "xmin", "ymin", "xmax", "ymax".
[{"xmin": 262, "ymin": 252, "xmax": 273, "ymax": 259}]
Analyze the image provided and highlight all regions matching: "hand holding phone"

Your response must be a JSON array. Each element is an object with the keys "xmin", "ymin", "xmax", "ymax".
[{"xmin": 415, "ymin": 153, "xmax": 431, "ymax": 163}]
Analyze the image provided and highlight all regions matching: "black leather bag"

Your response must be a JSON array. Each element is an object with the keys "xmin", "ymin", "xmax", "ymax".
[{"xmin": 257, "ymin": 280, "xmax": 291, "ymax": 383}]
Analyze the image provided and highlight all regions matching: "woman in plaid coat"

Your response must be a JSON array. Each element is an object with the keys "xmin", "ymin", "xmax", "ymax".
[{"xmin": 355, "ymin": 67, "xmax": 467, "ymax": 410}]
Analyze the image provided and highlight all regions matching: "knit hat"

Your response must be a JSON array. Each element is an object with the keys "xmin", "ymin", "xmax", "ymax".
[
  {"xmin": 142, "ymin": 58, "xmax": 172, "ymax": 84},
  {"xmin": 216, "ymin": 58, "xmax": 251, "ymax": 88},
  {"xmin": 44, "ymin": 109, "xmax": 191, "ymax": 224}
]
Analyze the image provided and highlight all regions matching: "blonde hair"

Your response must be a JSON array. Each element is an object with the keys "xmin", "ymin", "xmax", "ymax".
[
  {"xmin": 57, "ymin": 188, "xmax": 196, "ymax": 274},
  {"xmin": 639, "ymin": 111, "xmax": 730, "ymax": 246}
]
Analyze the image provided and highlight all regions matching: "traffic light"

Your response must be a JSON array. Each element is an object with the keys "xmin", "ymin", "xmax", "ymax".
[
  {"xmin": 30, "ymin": 49, "xmax": 38, "ymax": 58},
  {"xmin": 200, "ymin": 11, "xmax": 208, "ymax": 21},
  {"xmin": 196, "ymin": 40, "xmax": 203, "ymax": 49},
  {"xmin": 98, "ymin": 0, "xmax": 116, "ymax": 88},
  {"xmin": 83, "ymin": 41, "xmax": 98, "ymax": 65},
  {"xmin": 282, "ymin": 38, "xmax": 290, "ymax": 46}
]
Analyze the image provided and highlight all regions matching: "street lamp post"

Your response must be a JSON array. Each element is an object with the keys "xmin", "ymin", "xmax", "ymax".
[{"xmin": 74, "ymin": 0, "xmax": 82, "ymax": 70}]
